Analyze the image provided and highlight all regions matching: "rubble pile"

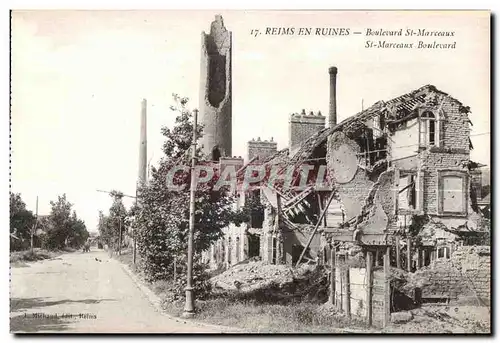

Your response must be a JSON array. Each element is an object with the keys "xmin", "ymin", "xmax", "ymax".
[{"xmin": 211, "ymin": 261, "xmax": 323, "ymax": 298}]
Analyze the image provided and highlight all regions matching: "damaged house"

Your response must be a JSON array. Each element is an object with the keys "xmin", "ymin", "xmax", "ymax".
[{"xmin": 203, "ymin": 66, "xmax": 487, "ymax": 274}]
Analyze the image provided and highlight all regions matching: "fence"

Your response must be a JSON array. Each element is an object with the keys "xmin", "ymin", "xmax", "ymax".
[{"xmin": 330, "ymin": 248, "xmax": 391, "ymax": 328}]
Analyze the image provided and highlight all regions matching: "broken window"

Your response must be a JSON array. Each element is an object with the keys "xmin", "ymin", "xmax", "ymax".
[
  {"xmin": 437, "ymin": 246, "xmax": 450, "ymax": 259},
  {"xmin": 356, "ymin": 126, "xmax": 387, "ymax": 168},
  {"xmin": 373, "ymin": 114, "xmax": 385, "ymax": 138},
  {"xmin": 249, "ymin": 189, "xmax": 264, "ymax": 228},
  {"xmin": 438, "ymin": 171, "xmax": 468, "ymax": 215},
  {"xmin": 398, "ymin": 172, "xmax": 417, "ymax": 211},
  {"xmin": 420, "ymin": 111, "xmax": 437, "ymax": 147},
  {"xmin": 212, "ymin": 146, "xmax": 221, "ymax": 162},
  {"xmin": 247, "ymin": 234, "xmax": 260, "ymax": 258}
]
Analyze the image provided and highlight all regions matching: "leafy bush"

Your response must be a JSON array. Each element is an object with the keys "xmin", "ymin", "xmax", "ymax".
[{"xmin": 167, "ymin": 257, "xmax": 213, "ymax": 301}]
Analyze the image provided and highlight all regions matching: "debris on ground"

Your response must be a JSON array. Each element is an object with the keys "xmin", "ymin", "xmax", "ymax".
[
  {"xmin": 391, "ymin": 311, "xmax": 413, "ymax": 324},
  {"xmin": 210, "ymin": 261, "xmax": 327, "ymax": 302},
  {"xmin": 211, "ymin": 261, "xmax": 315, "ymax": 292},
  {"xmin": 383, "ymin": 305, "xmax": 490, "ymax": 333}
]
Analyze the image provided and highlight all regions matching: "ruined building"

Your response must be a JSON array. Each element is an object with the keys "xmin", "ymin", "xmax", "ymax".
[
  {"xmin": 202, "ymin": 64, "xmax": 488, "ymax": 273},
  {"xmin": 199, "ymin": 15, "xmax": 232, "ymax": 160}
]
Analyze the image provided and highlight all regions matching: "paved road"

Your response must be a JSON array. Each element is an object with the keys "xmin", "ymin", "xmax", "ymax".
[{"xmin": 10, "ymin": 250, "xmax": 226, "ymax": 333}]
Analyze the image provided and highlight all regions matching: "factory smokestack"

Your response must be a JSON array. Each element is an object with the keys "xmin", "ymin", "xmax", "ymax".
[
  {"xmin": 329, "ymin": 66, "xmax": 338, "ymax": 127},
  {"xmin": 138, "ymin": 98, "xmax": 147, "ymax": 185}
]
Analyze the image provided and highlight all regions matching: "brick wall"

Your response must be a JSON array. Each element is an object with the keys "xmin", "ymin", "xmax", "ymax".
[
  {"xmin": 289, "ymin": 111, "xmax": 325, "ymax": 153},
  {"xmin": 455, "ymin": 246, "xmax": 490, "ymax": 302},
  {"xmin": 412, "ymin": 245, "xmax": 490, "ymax": 304},
  {"xmin": 440, "ymin": 100, "xmax": 470, "ymax": 151},
  {"xmin": 419, "ymin": 151, "xmax": 470, "ymax": 215},
  {"xmin": 247, "ymin": 138, "xmax": 278, "ymax": 161}
]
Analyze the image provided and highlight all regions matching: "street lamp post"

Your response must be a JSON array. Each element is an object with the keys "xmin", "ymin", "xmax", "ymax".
[{"xmin": 182, "ymin": 108, "xmax": 198, "ymax": 318}]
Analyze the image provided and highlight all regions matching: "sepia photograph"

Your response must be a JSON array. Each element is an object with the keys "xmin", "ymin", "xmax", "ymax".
[{"xmin": 9, "ymin": 10, "xmax": 491, "ymax": 334}]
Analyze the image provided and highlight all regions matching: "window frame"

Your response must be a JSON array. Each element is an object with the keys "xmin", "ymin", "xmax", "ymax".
[
  {"xmin": 419, "ymin": 110, "xmax": 439, "ymax": 148},
  {"xmin": 397, "ymin": 169, "xmax": 418, "ymax": 214},
  {"xmin": 437, "ymin": 169, "xmax": 469, "ymax": 216}
]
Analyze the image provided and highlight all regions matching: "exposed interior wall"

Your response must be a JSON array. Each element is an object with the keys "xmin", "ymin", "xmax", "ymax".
[
  {"xmin": 327, "ymin": 131, "xmax": 394, "ymax": 236},
  {"xmin": 390, "ymin": 118, "xmax": 419, "ymax": 161}
]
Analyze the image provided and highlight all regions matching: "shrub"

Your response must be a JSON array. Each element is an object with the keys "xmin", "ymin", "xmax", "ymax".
[{"xmin": 161, "ymin": 256, "xmax": 212, "ymax": 302}]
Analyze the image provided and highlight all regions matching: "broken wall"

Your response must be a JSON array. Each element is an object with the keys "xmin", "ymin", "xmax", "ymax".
[
  {"xmin": 439, "ymin": 99, "xmax": 470, "ymax": 151},
  {"xmin": 327, "ymin": 131, "xmax": 395, "ymax": 236},
  {"xmin": 407, "ymin": 245, "xmax": 490, "ymax": 305}
]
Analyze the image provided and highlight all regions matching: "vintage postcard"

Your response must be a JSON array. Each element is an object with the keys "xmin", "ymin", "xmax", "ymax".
[{"xmin": 10, "ymin": 10, "xmax": 491, "ymax": 334}]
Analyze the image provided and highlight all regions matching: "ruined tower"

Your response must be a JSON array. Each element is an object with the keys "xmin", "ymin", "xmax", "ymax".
[{"xmin": 199, "ymin": 15, "xmax": 232, "ymax": 160}]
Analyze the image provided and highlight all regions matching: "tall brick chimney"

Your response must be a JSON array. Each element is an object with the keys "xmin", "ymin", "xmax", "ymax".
[
  {"xmin": 137, "ymin": 98, "xmax": 147, "ymax": 186},
  {"xmin": 289, "ymin": 110, "xmax": 325, "ymax": 154},
  {"xmin": 329, "ymin": 66, "xmax": 338, "ymax": 128}
]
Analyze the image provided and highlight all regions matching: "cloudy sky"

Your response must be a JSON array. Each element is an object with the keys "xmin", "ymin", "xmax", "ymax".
[{"xmin": 11, "ymin": 10, "xmax": 490, "ymax": 232}]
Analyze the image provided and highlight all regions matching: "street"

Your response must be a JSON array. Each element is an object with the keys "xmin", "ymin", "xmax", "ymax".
[{"xmin": 10, "ymin": 249, "xmax": 226, "ymax": 333}]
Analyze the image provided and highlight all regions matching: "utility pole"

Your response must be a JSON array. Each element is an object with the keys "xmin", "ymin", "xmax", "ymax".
[
  {"xmin": 183, "ymin": 108, "xmax": 198, "ymax": 318},
  {"xmin": 31, "ymin": 196, "xmax": 38, "ymax": 254}
]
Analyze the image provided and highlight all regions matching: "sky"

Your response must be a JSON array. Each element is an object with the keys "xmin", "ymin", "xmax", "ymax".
[{"xmin": 11, "ymin": 10, "xmax": 490, "ymax": 232}]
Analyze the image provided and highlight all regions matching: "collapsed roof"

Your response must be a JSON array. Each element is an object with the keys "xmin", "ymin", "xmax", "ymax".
[{"xmin": 259, "ymin": 84, "xmax": 470, "ymax": 179}]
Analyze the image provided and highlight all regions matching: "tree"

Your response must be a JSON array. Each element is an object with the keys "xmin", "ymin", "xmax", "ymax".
[
  {"xmin": 97, "ymin": 192, "xmax": 127, "ymax": 251},
  {"xmin": 42, "ymin": 194, "xmax": 88, "ymax": 250},
  {"xmin": 66, "ymin": 211, "xmax": 89, "ymax": 248},
  {"xmin": 10, "ymin": 193, "xmax": 35, "ymax": 251},
  {"xmin": 135, "ymin": 94, "xmax": 241, "ymax": 282}
]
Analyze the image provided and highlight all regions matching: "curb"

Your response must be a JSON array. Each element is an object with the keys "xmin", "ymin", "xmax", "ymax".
[{"xmin": 118, "ymin": 260, "xmax": 244, "ymax": 333}]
